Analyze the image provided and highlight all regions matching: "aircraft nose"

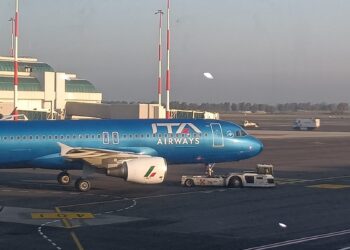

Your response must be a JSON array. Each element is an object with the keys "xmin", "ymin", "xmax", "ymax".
[
  {"xmin": 256, "ymin": 139, "xmax": 264, "ymax": 154},
  {"xmin": 249, "ymin": 137, "xmax": 263, "ymax": 156}
]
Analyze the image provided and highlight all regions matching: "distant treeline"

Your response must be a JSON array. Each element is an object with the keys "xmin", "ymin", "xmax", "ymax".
[{"xmin": 104, "ymin": 101, "xmax": 349, "ymax": 114}]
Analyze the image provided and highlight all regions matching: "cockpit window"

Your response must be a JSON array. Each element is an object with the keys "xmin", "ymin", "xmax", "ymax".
[{"xmin": 235, "ymin": 129, "xmax": 248, "ymax": 137}]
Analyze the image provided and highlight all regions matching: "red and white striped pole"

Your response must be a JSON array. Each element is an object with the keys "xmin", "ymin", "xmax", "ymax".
[
  {"xmin": 165, "ymin": 0, "xmax": 171, "ymax": 119},
  {"xmin": 13, "ymin": 0, "xmax": 19, "ymax": 117},
  {"xmin": 9, "ymin": 17, "xmax": 14, "ymax": 57},
  {"xmin": 155, "ymin": 10, "xmax": 163, "ymax": 106}
]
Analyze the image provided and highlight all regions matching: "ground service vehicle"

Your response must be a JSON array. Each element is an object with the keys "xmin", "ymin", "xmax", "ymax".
[
  {"xmin": 181, "ymin": 164, "xmax": 275, "ymax": 188},
  {"xmin": 242, "ymin": 120, "xmax": 259, "ymax": 128},
  {"xmin": 293, "ymin": 118, "xmax": 320, "ymax": 130}
]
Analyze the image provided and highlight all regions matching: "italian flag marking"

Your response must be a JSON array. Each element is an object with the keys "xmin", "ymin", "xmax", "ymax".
[{"xmin": 144, "ymin": 166, "xmax": 156, "ymax": 178}]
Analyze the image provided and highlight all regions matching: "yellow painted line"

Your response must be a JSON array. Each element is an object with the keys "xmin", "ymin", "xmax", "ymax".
[
  {"xmin": 307, "ymin": 184, "xmax": 350, "ymax": 189},
  {"xmin": 71, "ymin": 231, "xmax": 84, "ymax": 250},
  {"xmin": 31, "ymin": 213, "xmax": 94, "ymax": 219},
  {"xmin": 55, "ymin": 207, "xmax": 72, "ymax": 229},
  {"xmin": 55, "ymin": 207, "xmax": 85, "ymax": 250}
]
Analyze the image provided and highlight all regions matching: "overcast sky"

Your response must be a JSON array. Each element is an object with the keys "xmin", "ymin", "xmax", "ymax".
[{"xmin": 1, "ymin": 0, "xmax": 350, "ymax": 104}]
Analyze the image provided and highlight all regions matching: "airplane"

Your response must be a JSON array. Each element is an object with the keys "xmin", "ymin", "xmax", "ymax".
[{"xmin": 0, "ymin": 119, "xmax": 263, "ymax": 192}]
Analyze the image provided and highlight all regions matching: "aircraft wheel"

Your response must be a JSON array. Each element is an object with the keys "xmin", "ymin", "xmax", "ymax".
[
  {"xmin": 57, "ymin": 172, "xmax": 71, "ymax": 185},
  {"xmin": 75, "ymin": 178, "xmax": 91, "ymax": 192},
  {"xmin": 184, "ymin": 179, "xmax": 194, "ymax": 187},
  {"xmin": 228, "ymin": 176, "xmax": 242, "ymax": 188}
]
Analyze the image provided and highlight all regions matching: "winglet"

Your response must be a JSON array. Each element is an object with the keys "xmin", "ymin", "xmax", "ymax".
[{"xmin": 57, "ymin": 142, "xmax": 74, "ymax": 156}]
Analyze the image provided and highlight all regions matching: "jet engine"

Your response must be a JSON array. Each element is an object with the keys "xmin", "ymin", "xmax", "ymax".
[{"xmin": 106, "ymin": 157, "xmax": 167, "ymax": 184}]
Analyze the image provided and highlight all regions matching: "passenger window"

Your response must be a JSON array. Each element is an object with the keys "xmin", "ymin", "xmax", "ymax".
[
  {"xmin": 60, "ymin": 135, "xmax": 64, "ymax": 140},
  {"xmin": 112, "ymin": 132, "xmax": 119, "ymax": 144},
  {"xmin": 241, "ymin": 130, "xmax": 247, "ymax": 136},
  {"xmin": 103, "ymin": 132, "xmax": 109, "ymax": 144},
  {"xmin": 236, "ymin": 131, "xmax": 241, "ymax": 137}
]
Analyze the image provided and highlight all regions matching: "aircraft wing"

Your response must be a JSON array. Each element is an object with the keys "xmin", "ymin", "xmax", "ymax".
[{"xmin": 57, "ymin": 143, "xmax": 150, "ymax": 168}]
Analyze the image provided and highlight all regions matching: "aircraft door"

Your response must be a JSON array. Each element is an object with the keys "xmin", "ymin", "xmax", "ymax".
[{"xmin": 210, "ymin": 123, "xmax": 224, "ymax": 147}]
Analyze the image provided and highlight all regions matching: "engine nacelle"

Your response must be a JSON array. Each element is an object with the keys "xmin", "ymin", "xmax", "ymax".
[{"xmin": 107, "ymin": 157, "xmax": 167, "ymax": 184}]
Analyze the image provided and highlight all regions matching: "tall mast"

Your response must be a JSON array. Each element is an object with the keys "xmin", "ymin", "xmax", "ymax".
[
  {"xmin": 13, "ymin": 0, "xmax": 19, "ymax": 117},
  {"xmin": 165, "ymin": 0, "xmax": 171, "ymax": 119},
  {"xmin": 155, "ymin": 10, "xmax": 163, "ymax": 106}
]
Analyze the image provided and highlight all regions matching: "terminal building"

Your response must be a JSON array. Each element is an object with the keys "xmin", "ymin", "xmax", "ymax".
[
  {"xmin": 0, "ymin": 56, "xmax": 218, "ymax": 120},
  {"xmin": 0, "ymin": 56, "xmax": 102, "ymax": 119}
]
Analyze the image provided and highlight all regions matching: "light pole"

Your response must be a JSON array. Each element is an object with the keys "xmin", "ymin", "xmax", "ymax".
[
  {"xmin": 13, "ymin": 0, "xmax": 19, "ymax": 118},
  {"xmin": 8, "ymin": 17, "xmax": 14, "ymax": 57},
  {"xmin": 165, "ymin": 0, "xmax": 171, "ymax": 119},
  {"xmin": 155, "ymin": 10, "xmax": 163, "ymax": 107}
]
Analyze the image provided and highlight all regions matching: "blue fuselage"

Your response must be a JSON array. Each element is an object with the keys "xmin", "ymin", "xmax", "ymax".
[{"xmin": 0, "ymin": 119, "xmax": 263, "ymax": 169}]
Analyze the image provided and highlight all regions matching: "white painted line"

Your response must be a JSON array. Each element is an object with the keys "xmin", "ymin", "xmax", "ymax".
[
  {"xmin": 244, "ymin": 229, "xmax": 350, "ymax": 250},
  {"xmin": 338, "ymin": 247, "xmax": 350, "ymax": 250},
  {"xmin": 59, "ymin": 189, "xmax": 224, "ymax": 209}
]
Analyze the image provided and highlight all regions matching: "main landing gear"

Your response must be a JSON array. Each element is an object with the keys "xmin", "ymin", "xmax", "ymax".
[
  {"xmin": 74, "ymin": 178, "xmax": 91, "ymax": 192},
  {"xmin": 57, "ymin": 171, "xmax": 91, "ymax": 192},
  {"xmin": 57, "ymin": 171, "xmax": 71, "ymax": 185}
]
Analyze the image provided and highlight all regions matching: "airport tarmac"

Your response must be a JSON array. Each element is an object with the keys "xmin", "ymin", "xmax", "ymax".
[{"xmin": 0, "ymin": 128, "xmax": 350, "ymax": 249}]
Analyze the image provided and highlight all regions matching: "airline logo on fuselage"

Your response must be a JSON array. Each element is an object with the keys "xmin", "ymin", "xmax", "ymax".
[{"xmin": 152, "ymin": 123, "xmax": 202, "ymax": 145}]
